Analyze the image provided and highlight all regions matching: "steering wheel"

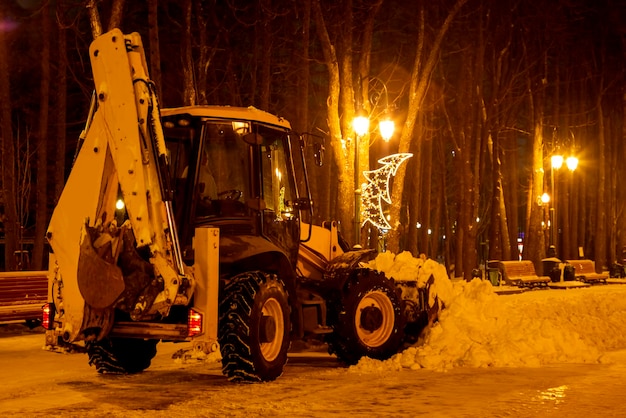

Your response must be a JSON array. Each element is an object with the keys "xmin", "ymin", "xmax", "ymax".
[{"xmin": 218, "ymin": 189, "xmax": 242, "ymax": 200}]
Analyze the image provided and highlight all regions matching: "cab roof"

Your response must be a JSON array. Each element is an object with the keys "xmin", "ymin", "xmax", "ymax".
[{"xmin": 160, "ymin": 105, "xmax": 292, "ymax": 130}]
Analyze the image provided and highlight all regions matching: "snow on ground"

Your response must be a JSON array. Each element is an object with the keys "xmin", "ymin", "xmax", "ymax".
[
  {"xmin": 4, "ymin": 251, "xmax": 626, "ymax": 379},
  {"xmin": 359, "ymin": 251, "xmax": 626, "ymax": 373}
]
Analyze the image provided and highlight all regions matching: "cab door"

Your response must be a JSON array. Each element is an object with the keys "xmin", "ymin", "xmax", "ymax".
[{"xmin": 255, "ymin": 129, "xmax": 300, "ymax": 264}]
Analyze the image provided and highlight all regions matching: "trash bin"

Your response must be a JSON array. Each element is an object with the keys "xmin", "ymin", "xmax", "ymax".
[
  {"xmin": 542, "ymin": 257, "xmax": 561, "ymax": 282},
  {"xmin": 487, "ymin": 260, "xmax": 500, "ymax": 286},
  {"xmin": 563, "ymin": 263, "xmax": 575, "ymax": 281}
]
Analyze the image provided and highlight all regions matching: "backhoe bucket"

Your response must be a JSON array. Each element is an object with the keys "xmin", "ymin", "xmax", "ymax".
[{"xmin": 77, "ymin": 227, "xmax": 125, "ymax": 309}]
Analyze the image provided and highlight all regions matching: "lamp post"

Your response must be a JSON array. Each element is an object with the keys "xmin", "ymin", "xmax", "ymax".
[
  {"xmin": 550, "ymin": 154, "xmax": 563, "ymax": 256},
  {"xmin": 550, "ymin": 153, "xmax": 578, "ymax": 258},
  {"xmin": 564, "ymin": 155, "xmax": 578, "ymax": 258},
  {"xmin": 352, "ymin": 105, "xmax": 395, "ymax": 246},
  {"xmin": 352, "ymin": 112, "xmax": 369, "ymax": 245},
  {"xmin": 540, "ymin": 192, "xmax": 552, "ymax": 249}
]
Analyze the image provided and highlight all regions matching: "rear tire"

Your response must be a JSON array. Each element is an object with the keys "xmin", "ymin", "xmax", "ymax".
[
  {"xmin": 327, "ymin": 268, "xmax": 405, "ymax": 365},
  {"xmin": 219, "ymin": 271, "xmax": 291, "ymax": 382},
  {"xmin": 87, "ymin": 337, "xmax": 158, "ymax": 374}
]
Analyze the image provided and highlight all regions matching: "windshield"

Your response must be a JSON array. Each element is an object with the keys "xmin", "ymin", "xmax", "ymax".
[
  {"xmin": 163, "ymin": 116, "xmax": 297, "ymax": 221},
  {"xmin": 199, "ymin": 121, "xmax": 249, "ymax": 202}
]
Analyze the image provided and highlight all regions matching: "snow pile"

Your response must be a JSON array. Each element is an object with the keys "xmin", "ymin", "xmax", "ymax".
[
  {"xmin": 356, "ymin": 252, "xmax": 626, "ymax": 373},
  {"xmin": 366, "ymin": 250, "xmax": 455, "ymax": 308}
]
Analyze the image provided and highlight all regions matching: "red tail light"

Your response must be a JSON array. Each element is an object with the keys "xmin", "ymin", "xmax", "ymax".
[
  {"xmin": 187, "ymin": 308, "xmax": 203, "ymax": 337},
  {"xmin": 42, "ymin": 303, "xmax": 55, "ymax": 330}
]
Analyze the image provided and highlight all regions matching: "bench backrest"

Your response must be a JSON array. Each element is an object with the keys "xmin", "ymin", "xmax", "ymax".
[
  {"xmin": 0, "ymin": 272, "xmax": 48, "ymax": 304},
  {"xmin": 499, "ymin": 260, "xmax": 537, "ymax": 278},
  {"xmin": 566, "ymin": 259, "xmax": 597, "ymax": 275}
]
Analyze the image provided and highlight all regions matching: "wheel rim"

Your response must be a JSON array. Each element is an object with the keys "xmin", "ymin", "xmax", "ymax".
[
  {"xmin": 354, "ymin": 290, "xmax": 395, "ymax": 348},
  {"xmin": 260, "ymin": 297, "xmax": 284, "ymax": 361}
]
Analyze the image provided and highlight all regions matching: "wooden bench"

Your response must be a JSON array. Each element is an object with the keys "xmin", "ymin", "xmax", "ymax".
[
  {"xmin": 498, "ymin": 260, "xmax": 550, "ymax": 288},
  {"xmin": 0, "ymin": 271, "xmax": 48, "ymax": 323},
  {"xmin": 566, "ymin": 259, "xmax": 608, "ymax": 284}
]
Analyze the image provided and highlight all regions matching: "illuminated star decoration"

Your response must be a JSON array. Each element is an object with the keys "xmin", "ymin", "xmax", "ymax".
[{"xmin": 361, "ymin": 153, "xmax": 413, "ymax": 230}]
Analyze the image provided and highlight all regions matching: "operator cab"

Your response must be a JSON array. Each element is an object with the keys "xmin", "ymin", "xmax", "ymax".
[{"xmin": 161, "ymin": 106, "xmax": 309, "ymax": 266}]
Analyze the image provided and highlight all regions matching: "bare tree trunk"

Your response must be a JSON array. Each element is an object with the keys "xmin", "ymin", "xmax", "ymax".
[
  {"xmin": 595, "ymin": 94, "xmax": 607, "ymax": 271},
  {"xmin": 310, "ymin": 0, "xmax": 384, "ymax": 246},
  {"xmin": 407, "ymin": 110, "xmax": 425, "ymax": 256},
  {"xmin": 194, "ymin": 1, "xmax": 219, "ymax": 106},
  {"xmin": 498, "ymin": 180, "xmax": 512, "ymax": 260},
  {"xmin": 424, "ymin": 138, "xmax": 435, "ymax": 256},
  {"xmin": 618, "ymin": 54, "xmax": 626, "ymax": 258},
  {"xmin": 571, "ymin": 168, "xmax": 581, "ymax": 258},
  {"xmin": 107, "ymin": 0, "xmax": 125, "ymax": 31},
  {"xmin": 312, "ymin": 0, "xmax": 353, "ymax": 243},
  {"xmin": 502, "ymin": 130, "xmax": 520, "ymax": 260},
  {"xmin": 604, "ymin": 94, "xmax": 619, "ymax": 266},
  {"xmin": 293, "ymin": 0, "xmax": 325, "ymax": 222},
  {"xmin": 54, "ymin": 8, "xmax": 67, "ymax": 201},
  {"xmin": 488, "ymin": 133, "xmax": 502, "ymax": 261},
  {"xmin": 339, "ymin": 0, "xmax": 359, "ymax": 245},
  {"xmin": 436, "ymin": 135, "xmax": 453, "ymax": 270},
  {"xmin": 406, "ymin": 165, "xmax": 418, "ymax": 255},
  {"xmin": 355, "ymin": 0, "xmax": 383, "ymax": 248},
  {"xmin": 525, "ymin": 120, "xmax": 547, "ymax": 272},
  {"xmin": 456, "ymin": 127, "xmax": 478, "ymax": 280},
  {"xmin": 258, "ymin": 0, "xmax": 272, "ymax": 110},
  {"xmin": 294, "ymin": 0, "xmax": 311, "ymax": 143},
  {"xmin": 520, "ymin": 39, "xmax": 547, "ymax": 272},
  {"xmin": 386, "ymin": 0, "xmax": 468, "ymax": 253},
  {"xmin": 32, "ymin": 4, "xmax": 52, "ymax": 270},
  {"xmin": 560, "ymin": 80, "xmax": 573, "ymax": 260},
  {"xmin": 454, "ymin": 141, "xmax": 466, "ymax": 278},
  {"xmin": 86, "ymin": 0, "xmax": 103, "ymax": 38},
  {"xmin": 182, "ymin": 0, "xmax": 196, "ymax": 106},
  {"xmin": 0, "ymin": 23, "xmax": 18, "ymax": 271},
  {"xmin": 148, "ymin": 0, "xmax": 163, "ymax": 102}
]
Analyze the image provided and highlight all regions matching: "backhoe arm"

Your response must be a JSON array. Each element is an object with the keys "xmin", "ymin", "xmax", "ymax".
[{"xmin": 47, "ymin": 29, "xmax": 190, "ymax": 343}]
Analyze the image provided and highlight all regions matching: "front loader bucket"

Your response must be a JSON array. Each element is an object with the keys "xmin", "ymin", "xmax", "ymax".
[{"xmin": 77, "ymin": 228, "xmax": 125, "ymax": 309}]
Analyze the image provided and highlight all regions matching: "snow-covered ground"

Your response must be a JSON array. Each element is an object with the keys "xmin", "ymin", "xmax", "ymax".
[
  {"xmin": 3, "ymin": 252, "xmax": 626, "ymax": 417},
  {"xmin": 360, "ymin": 251, "xmax": 626, "ymax": 372}
]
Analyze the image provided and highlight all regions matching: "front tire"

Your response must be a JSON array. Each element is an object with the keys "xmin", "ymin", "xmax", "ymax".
[
  {"xmin": 87, "ymin": 337, "xmax": 158, "ymax": 374},
  {"xmin": 219, "ymin": 271, "xmax": 291, "ymax": 382},
  {"xmin": 327, "ymin": 268, "xmax": 405, "ymax": 365}
]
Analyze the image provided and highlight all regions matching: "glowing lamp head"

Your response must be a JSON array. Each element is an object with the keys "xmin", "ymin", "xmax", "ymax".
[
  {"xmin": 551, "ymin": 154, "xmax": 563, "ymax": 169},
  {"xmin": 566, "ymin": 156, "xmax": 578, "ymax": 171},
  {"xmin": 353, "ymin": 114, "xmax": 370, "ymax": 137},
  {"xmin": 379, "ymin": 118, "xmax": 395, "ymax": 141}
]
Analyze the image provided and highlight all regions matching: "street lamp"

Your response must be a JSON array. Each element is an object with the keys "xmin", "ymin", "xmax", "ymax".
[
  {"xmin": 351, "ymin": 108, "xmax": 396, "ymax": 246},
  {"xmin": 351, "ymin": 77, "xmax": 397, "ymax": 246}
]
